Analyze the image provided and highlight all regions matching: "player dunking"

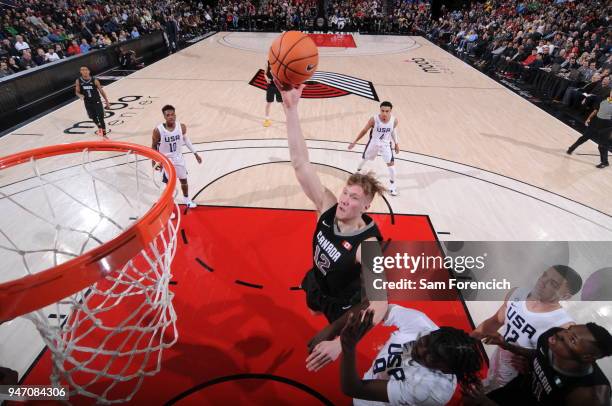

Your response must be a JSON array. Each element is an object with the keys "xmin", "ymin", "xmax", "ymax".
[
  {"xmin": 75, "ymin": 66, "xmax": 111, "ymax": 138},
  {"xmin": 349, "ymin": 102, "xmax": 400, "ymax": 196},
  {"xmin": 152, "ymin": 105, "xmax": 202, "ymax": 208},
  {"xmin": 276, "ymin": 81, "xmax": 388, "ymax": 371}
]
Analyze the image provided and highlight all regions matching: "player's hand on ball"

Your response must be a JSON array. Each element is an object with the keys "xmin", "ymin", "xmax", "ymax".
[
  {"xmin": 195, "ymin": 154, "xmax": 202, "ymax": 164},
  {"xmin": 274, "ymin": 77, "xmax": 305, "ymax": 110},
  {"xmin": 306, "ymin": 338, "xmax": 341, "ymax": 372},
  {"xmin": 340, "ymin": 309, "xmax": 374, "ymax": 351},
  {"xmin": 348, "ymin": 142, "xmax": 356, "ymax": 150}
]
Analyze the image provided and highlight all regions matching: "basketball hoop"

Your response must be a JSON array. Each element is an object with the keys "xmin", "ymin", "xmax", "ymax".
[{"xmin": 0, "ymin": 141, "xmax": 180, "ymax": 404}]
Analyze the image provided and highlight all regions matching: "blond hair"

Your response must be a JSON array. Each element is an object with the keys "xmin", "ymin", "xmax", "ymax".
[{"xmin": 346, "ymin": 171, "xmax": 387, "ymax": 199}]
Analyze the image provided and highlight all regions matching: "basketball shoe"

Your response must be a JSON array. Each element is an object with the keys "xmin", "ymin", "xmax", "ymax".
[{"xmin": 389, "ymin": 183, "xmax": 398, "ymax": 196}]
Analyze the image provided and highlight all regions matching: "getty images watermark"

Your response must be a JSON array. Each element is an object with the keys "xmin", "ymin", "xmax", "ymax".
[{"xmin": 361, "ymin": 241, "xmax": 612, "ymax": 301}]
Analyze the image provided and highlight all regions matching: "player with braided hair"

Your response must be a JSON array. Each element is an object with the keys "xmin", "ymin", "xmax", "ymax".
[{"xmin": 339, "ymin": 305, "xmax": 484, "ymax": 405}]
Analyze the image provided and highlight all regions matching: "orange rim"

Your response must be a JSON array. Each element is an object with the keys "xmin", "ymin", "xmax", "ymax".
[{"xmin": 0, "ymin": 141, "xmax": 177, "ymax": 322}]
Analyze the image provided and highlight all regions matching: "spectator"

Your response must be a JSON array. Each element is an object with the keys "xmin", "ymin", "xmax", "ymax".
[
  {"xmin": 165, "ymin": 15, "xmax": 179, "ymax": 53},
  {"xmin": 19, "ymin": 50, "xmax": 37, "ymax": 70},
  {"xmin": 79, "ymin": 39, "xmax": 90, "ymax": 54},
  {"xmin": 561, "ymin": 74, "xmax": 603, "ymax": 107},
  {"xmin": 131, "ymin": 27, "xmax": 140, "ymax": 39},
  {"xmin": 0, "ymin": 39, "xmax": 16, "ymax": 59},
  {"xmin": 45, "ymin": 47, "xmax": 60, "ymax": 62},
  {"xmin": 14, "ymin": 35, "xmax": 30, "ymax": 53},
  {"xmin": 7, "ymin": 57, "xmax": 21, "ymax": 73},
  {"xmin": 67, "ymin": 40, "xmax": 81, "ymax": 56},
  {"xmin": 80, "ymin": 22, "xmax": 94, "ymax": 43},
  {"xmin": 0, "ymin": 60, "xmax": 14, "ymax": 78},
  {"xmin": 33, "ymin": 47, "xmax": 46, "ymax": 65},
  {"xmin": 54, "ymin": 44, "xmax": 65, "ymax": 59},
  {"xmin": 582, "ymin": 76, "xmax": 611, "ymax": 110}
]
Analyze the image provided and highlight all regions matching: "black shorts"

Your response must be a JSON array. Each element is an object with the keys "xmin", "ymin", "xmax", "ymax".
[
  {"xmin": 85, "ymin": 101, "xmax": 104, "ymax": 120},
  {"xmin": 266, "ymin": 83, "xmax": 282, "ymax": 103},
  {"xmin": 487, "ymin": 376, "xmax": 533, "ymax": 405},
  {"xmin": 301, "ymin": 269, "xmax": 361, "ymax": 323}
]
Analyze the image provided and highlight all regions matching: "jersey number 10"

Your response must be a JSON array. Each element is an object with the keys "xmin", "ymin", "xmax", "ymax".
[{"xmin": 169, "ymin": 142, "xmax": 177, "ymax": 153}]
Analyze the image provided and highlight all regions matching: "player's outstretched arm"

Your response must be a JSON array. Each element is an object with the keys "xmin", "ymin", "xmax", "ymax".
[
  {"xmin": 348, "ymin": 118, "xmax": 374, "ymax": 149},
  {"xmin": 276, "ymin": 80, "xmax": 335, "ymax": 213},
  {"xmin": 340, "ymin": 310, "xmax": 389, "ymax": 401}
]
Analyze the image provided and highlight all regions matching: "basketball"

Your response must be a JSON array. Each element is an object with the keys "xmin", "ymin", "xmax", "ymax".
[{"xmin": 268, "ymin": 31, "xmax": 319, "ymax": 88}]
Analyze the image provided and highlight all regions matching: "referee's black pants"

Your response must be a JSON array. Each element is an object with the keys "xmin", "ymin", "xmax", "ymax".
[
  {"xmin": 599, "ymin": 133, "xmax": 611, "ymax": 165},
  {"xmin": 85, "ymin": 101, "xmax": 106, "ymax": 130},
  {"xmin": 568, "ymin": 117, "xmax": 611, "ymax": 154}
]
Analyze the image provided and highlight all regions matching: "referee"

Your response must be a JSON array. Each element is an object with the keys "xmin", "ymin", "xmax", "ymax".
[
  {"xmin": 567, "ymin": 89, "xmax": 612, "ymax": 168},
  {"xmin": 75, "ymin": 66, "xmax": 111, "ymax": 138}
]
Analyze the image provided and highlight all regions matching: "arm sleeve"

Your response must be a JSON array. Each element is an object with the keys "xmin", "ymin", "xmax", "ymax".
[{"xmin": 184, "ymin": 137, "xmax": 197, "ymax": 154}]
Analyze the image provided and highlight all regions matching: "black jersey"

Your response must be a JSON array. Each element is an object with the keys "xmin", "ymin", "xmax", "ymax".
[
  {"xmin": 489, "ymin": 327, "xmax": 610, "ymax": 406},
  {"xmin": 79, "ymin": 76, "xmax": 101, "ymax": 104},
  {"xmin": 526, "ymin": 327, "xmax": 610, "ymax": 405},
  {"xmin": 311, "ymin": 204, "xmax": 382, "ymax": 300}
]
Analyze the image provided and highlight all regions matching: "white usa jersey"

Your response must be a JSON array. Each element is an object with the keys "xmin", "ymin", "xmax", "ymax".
[
  {"xmin": 157, "ymin": 122, "xmax": 185, "ymax": 164},
  {"xmin": 354, "ymin": 305, "xmax": 456, "ymax": 406},
  {"xmin": 484, "ymin": 287, "xmax": 573, "ymax": 391},
  {"xmin": 371, "ymin": 114, "xmax": 395, "ymax": 145}
]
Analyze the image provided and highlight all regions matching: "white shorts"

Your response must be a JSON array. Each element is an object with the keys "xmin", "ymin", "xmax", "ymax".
[
  {"xmin": 162, "ymin": 159, "xmax": 188, "ymax": 181},
  {"xmin": 363, "ymin": 140, "xmax": 394, "ymax": 164}
]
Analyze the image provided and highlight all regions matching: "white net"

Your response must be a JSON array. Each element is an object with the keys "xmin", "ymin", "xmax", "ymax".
[{"xmin": 0, "ymin": 145, "xmax": 179, "ymax": 404}]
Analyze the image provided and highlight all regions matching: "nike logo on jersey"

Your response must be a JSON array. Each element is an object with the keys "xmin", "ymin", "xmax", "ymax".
[
  {"xmin": 341, "ymin": 305, "xmax": 351, "ymax": 310},
  {"xmin": 322, "ymin": 220, "xmax": 331, "ymax": 227}
]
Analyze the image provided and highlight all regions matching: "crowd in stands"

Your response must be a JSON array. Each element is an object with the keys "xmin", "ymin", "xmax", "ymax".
[
  {"xmin": 424, "ymin": 0, "xmax": 611, "ymax": 120},
  {"xmin": 0, "ymin": 0, "xmax": 207, "ymax": 78},
  {"xmin": 2, "ymin": 0, "xmax": 611, "ymax": 121}
]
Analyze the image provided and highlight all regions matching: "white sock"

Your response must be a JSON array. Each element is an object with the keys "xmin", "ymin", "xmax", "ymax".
[
  {"xmin": 388, "ymin": 166, "xmax": 396, "ymax": 183},
  {"xmin": 183, "ymin": 195, "xmax": 190, "ymax": 203},
  {"xmin": 357, "ymin": 159, "xmax": 367, "ymax": 171}
]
